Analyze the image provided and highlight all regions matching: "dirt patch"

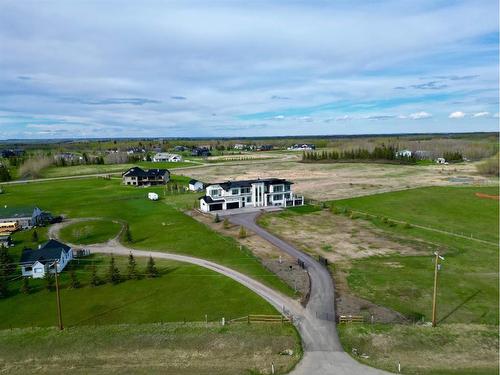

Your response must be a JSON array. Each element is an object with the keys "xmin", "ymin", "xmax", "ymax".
[
  {"xmin": 190, "ymin": 210, "xmax": 310, "ymax": 298},
  {"xmin": 475, "ymin": 192, "xmax": 500, "ymax": 200},
  {"xmin": 179, "ymin": 160, "xmax": 495, "ymax": 201}
]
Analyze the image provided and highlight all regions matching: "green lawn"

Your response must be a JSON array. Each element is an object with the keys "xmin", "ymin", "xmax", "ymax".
[
  {"xmin": 332, "ymin": 186, "xmax": 499, "ymax": 324},
  {"xmin": 0, "ymin": 323, "xmax": 301, "ymax": 375},
  {"xmin": 0, "ymin": 254, "xmax": 278, "ymax": 329},
  {"xmin": 338, "ymin": 323, "xmax": 498, "ymax": 375},
  {"xmin": 59, "ymin": 220, "xmax": 122, "ymax": 244},
  {"xmin": 334, "ymin": 186, "xmax": 499, "ymax": 243},
  {"xmin": 39, "ymin": 161, "xmax": 197, "ymax": 178},
  {"xmin": 0, "ymin": 177, "xmax": 293, "ymax": 298}
]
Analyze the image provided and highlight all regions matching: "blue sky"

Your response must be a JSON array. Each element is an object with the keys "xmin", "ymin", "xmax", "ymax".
[{"xmin": 0, "ymin": 0, "xmax": 498, "ymax": 139}]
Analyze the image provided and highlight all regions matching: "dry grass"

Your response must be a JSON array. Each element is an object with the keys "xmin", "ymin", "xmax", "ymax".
[{"xmin": 180, "ymin": 160, "xmax": 495, "ymax": 201}]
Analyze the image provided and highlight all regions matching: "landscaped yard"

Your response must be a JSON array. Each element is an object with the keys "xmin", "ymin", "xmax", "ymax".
[
  {"xmin": 0, "ymin": 177, "xmax": 293, "ymax": 297},
  {"xmin": 59, "ymin": 219, "xmax": 122, "ymax": 244},
  {"xmin": 0, "ymin": 322, "xmax": 301, "ymax": 375},
  {"xmin": 0, "ymin": 254, "xmax": 278, "ymax": 329}
]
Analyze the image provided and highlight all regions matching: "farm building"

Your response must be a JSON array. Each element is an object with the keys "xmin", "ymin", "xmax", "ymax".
[
  {"xmin": 436, "ymin": 157, "xmax": 448, "ymax": 164},
  {"xmin": 396, "ymin": 150, "xmax": 413, "ymax": 158},
  {"xmin": 191, "ymin": 147, "xmax": 211, "ymax": 157},
  {"xmin": 0, "ymin": 206, "xmax": 48, "ymax": 229},
  {"xmin": 0, "ymin": 234, "xmax": 11, "ymax": 247},
  {"xmin": 199, "ymin": 178, "xmax": 304, "ymax": 212},
  {"xmin": 122, "ymin": 167, "xmax": 170, "ymax": 186},
  {"xmin": 20, "ymin": 239, "xmax": 73, "ymax": 278},
  {"xmin": 152, "ymin": 152, "xmax": 183, "ymax": 162},
  {"xmin": 287, "ymin": 144, "xmax": 315, "ymax": 151},
  {"xmin": 189, "ymin": 179, "xmax": 204, "ymax": 191}
]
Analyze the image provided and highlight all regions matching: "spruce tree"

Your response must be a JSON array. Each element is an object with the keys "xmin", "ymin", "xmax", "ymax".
[
  {"xmin": 31, "ymin": 230, "xmax": 38, "ymax": 243},
  {"xmin": 223, "ymin": 218, "xmax": 230, "ymax": 229},
  {"xmin": 44, "ymin": 271, "xmax": 55, "ymax": 291},
  {"xmin": 90, "ymin": 264, "xmax": 100, "ymax": 287},
  {"xmin": 107, "ymin": 255, "xmax": 121, "ymax": 284},
  {"xmin": 125, "ymin": 225, "xmax": 132, "ymax": 243},
  {"xmin": 238, "ymin": 226, "xmax": 247, "ymax": 239},
  {"xmin": 146, "ymin": 256, "xmax": 159, "ymax": 278},
  {"xmin": 20, "ymin": 277, "xmax": 31, "ymax": 294},
  {"xmin": 0, "ymin": 247, "xmax": 14, "ymax": 298},
  {"xmin": 127, "ymin": 252, "xmax": 138, "ymax": 279},
  {"xmin": 69, "ymin": 269, "xmax": 80, "ymax": 289},
  {"xmin": 214, "ymin": 213, "xmax": 220, "ymax": 223}
]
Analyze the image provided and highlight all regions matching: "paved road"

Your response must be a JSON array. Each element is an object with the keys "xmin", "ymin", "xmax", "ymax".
[
  {"xmin": 226, "ymin": 211, "xmax": 390, "ymax": 375},
  {"xmin": 51, "ymin": 219, "xmax": 390, "ymax": 374}
]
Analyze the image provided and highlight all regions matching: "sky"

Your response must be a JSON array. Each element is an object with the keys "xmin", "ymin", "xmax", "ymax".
[{"xmin": 0, "ymin": 0, "xmax": 498, "ymax": 139}]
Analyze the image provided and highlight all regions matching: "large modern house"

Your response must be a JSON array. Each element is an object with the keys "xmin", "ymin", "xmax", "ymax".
[
  {"xmin": 20, "ymin": 239, "xmax": 73, "ymax": 278},
  {"xmin": 122, "ymin": 167, "xmax": 170, "ymax": 186},
  {"xmin": 199, "ymin": 178, "xmax": 304, "ymax": 212}
]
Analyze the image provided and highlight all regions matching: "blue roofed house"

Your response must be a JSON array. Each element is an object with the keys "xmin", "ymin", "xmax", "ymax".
[{"xmin": 20, "ymin": 239, "xmax": 73, "ymax": 278}]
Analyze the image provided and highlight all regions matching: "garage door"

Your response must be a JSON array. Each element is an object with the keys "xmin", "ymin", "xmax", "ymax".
[
  {"xmin": 209, "ymin": 203, "xmax": 223, "ymax": 211},
  {"xmin": 226, "ymin": 202, "xmax": 239, "ymax": 209}
]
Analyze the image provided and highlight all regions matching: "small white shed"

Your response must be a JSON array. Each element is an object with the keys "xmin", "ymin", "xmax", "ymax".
[
  {"xmin": 436, "ymin": 157, "xmax": 446, "ymax": 164},
  {"xmin": 148, "ymin": 192, "xmax": 159, "ymax": 201},
  {"xmin": 189, "ymin": 179, "xmax": 204, "ymax": 191}
]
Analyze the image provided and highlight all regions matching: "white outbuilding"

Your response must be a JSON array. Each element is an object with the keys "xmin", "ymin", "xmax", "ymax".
[
  {"xmin": 189, "ymin": 179, "xmax": 204, "ymax": 191},
  {"xmin": 148, "ymin": 192, "xmax": 159, "ymax": 201}
]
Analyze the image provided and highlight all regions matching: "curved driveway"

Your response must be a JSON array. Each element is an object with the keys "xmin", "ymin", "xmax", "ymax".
[{"xmin": 51, "ymin": 219, "xmax": 389, "ymax": 375}]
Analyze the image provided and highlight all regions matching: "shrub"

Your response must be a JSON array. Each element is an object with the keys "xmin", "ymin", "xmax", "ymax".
[
  {"xmin": 238, "ymin": 226, "xmax": 247, "ymax": 239},
  {"xmin": 476, "ymin": 154, "xmax": 499, "ymax": 177},
  {"xmin": 214, "ymin": 213, "xmax": 220, "ymax": 223},
  {"xmin": 223, "ymin": 218, "xmax": 230, "ymax": 229}
]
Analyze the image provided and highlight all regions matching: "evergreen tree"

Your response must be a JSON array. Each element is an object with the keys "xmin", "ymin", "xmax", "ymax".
[
  {"xmin": 223, "ymin": 218, "xmax": 230, "ymax": 229},
  {"xmin": 69, "ymin": 269, "xmax": 80, "ymax": 289},
  {"xmin": 238, "ymin": 226, "xmax": 247, "ymax": 239},
  {"xmin": 124, "ymin": 225, "xmax": 132, "ymax": 243},
  {"xmin": 44, "ymin": 271, "xmax": 55, "ymax": 291},
  {"xmin": 0, "ymin": 165, "xmax": 11, "ymax": 182},
  {"xmin": 127, "ymin": 252, "xmax": 138, "ymax": 279},
  {"xmin": 107, "ymin": 255, "xmax": 121, "ymax": 284},
  {"xmin": 32, "ymin": 230, "xmax": 38, "ymax": 243},
  {"xmin": 90, "ymin": 264, "xmax": 100, "ymax": 287},
  {"xmin": 214, "ymin": 213, "xmax": 220, "ymax": 223},
  {"xmin": 20, "ymin": 277, "xmax": 31, "ymax": 294},
  {"xmin": 0, "ymin": 247, "xmax": 14, "ymax": 298},
  {"xmin": 146, "ymin": 256, "xmax": 159, "ymax": 278}
]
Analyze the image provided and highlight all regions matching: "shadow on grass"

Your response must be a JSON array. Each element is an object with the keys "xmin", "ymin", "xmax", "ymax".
[{"xmin": 438, "ymin": 289, "xmax": 481, "ymax": 324}]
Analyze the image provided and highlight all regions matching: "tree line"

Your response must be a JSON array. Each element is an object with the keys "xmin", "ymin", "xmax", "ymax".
[{"xmin": 301, "ymin": 144, "xmax": 414, "ymax": 163}]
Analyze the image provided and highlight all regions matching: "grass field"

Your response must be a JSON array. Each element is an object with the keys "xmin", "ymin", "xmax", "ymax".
[
  {"xmin": 0, "ymin": 323, "xmax": 301, "ymax": 374},
  {"xmin": 333, "ymin": 186, "xmax": 499, "ymax": 324},
  {"xmin": 0, "ymin": 254, "xmax": 278, "ymax": 329},
  {"xmin": 338, "ymin": 323, "xmax": 498, "ymax": 375},
  {"xmin": 0, "ymin": 177, "xmax": 293, "ymax": 298},
  {"xmin": 59, "ymin": 220, "xmax": 122, "ymax": 244},
  {"xmin": 39, "ymin": 161, "xmax": 197, "ymax": 178}
]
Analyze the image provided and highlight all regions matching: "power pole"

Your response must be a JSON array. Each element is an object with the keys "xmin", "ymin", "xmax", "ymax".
[
  {"xmin": 54, "ymin": 261, "xmax": 64, "ymax": 330},
  {"xmin": 431, "ymin": 252, "xmax": 441, "ymax": 327}
]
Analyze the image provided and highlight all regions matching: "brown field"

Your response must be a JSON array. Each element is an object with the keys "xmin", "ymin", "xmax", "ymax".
[{"xmin": 180, "ymin": 160, "xmax": 494, "ymax": 201}]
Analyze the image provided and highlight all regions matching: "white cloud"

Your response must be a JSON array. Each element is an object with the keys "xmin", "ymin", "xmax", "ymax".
[
  {"xmin": 472, "ymin": 111, "xmax": 490, "ymax": 117},
  {"xmin": 273, "ymin": 115, "xmax": 285, "ymax": 120},
  {"xmin": 449, "ymin": 111, "xmax": 466, "ymax": 119},
  {"xmin": 408, "ymin": 111, "xmax": 432, "ymax": 120}
]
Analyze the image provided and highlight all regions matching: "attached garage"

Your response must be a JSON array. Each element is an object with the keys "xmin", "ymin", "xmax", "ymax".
[
  {"xmin": 226, "ymin": 202, "xmax": 240, "ymax": 210},
  {"xmin": 209, "ymin": 203, "xmax": 223, "ymax": 211}
]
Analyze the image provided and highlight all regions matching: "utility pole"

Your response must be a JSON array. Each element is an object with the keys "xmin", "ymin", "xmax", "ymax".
[
  {"xmin": 431, "ymin": 252, "xmax": 444, "ymax": 327},
  {"xmin": 54, "ymin": 261, "xmax": 64, "ymax": 330}
]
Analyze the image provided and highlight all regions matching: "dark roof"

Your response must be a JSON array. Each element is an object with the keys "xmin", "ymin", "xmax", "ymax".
[
  {"xmin": 0, "ymin": 206, "xmax": 40, "ymax": 219},
  {"xmin": 123, "ymin": 167, "xmax": 169, "ymax": 178},
  {"xmin": 189, "ymin": 179, "xmax": 202, "ymax": 185},
  {"xmin": 213, "ymin": 178, "xmax": 292, "ymax": 191},
  {"xmin": 198, "ymin": 195, "xmax": 224, "ymax": 204},
  {"xmin": 20, "ymin": 239, "xmax": 71, "ymax": 265}
]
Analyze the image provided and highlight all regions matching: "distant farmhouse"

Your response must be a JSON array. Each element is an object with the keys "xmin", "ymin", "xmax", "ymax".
[
  {"xmin": 189, "ymin": 179, "xmax": 204, "ymax": 192},
  {"xmin": 287, "ymin": 144, "xmax": 316, "ymax": 151},
  {"xmin": 20, "ymin": 239, "xmax": 73, "ymax": 278},
  {"xmin": 191, "ymin": 147, "xmax": 211, "ymax": 157},
  {"xmin": 199, "ymin": 178, "xmax": 304, "ymax": 212},
  {"xmin": 122, "ymin": 167, "xmax": 170, "ymax": 186},
  {"xmin": 396, "ymin": 149, "xmax": 413, "ymax": 158},
  {"xmin": 0, "ymin": 206, "xmax": 51, "ymax": 229},
  {"xmin": 152, "ymin": 152, "xmax": 183, "ymax": 162}
]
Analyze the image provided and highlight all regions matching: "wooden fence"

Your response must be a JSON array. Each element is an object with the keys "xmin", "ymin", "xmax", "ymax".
[
  {"xmin": 339, "ymin": 315, "xmax": 364, "ymax": 324},
  {"xmin": 229, "ymin": 314, "xmax": 291, "ymax": 324}
]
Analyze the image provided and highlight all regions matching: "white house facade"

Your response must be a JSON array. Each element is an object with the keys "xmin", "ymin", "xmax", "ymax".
[
  {"xmin": 199, "ymin": 178, "xmax": 304, "ymax": 212},
  {"xmin": 152, "ymin": 153, "xmax": 183, "ymax": 162},
  {"xmin": 20, "ymin": 239, "xmax": 73, "ymax": 278}
]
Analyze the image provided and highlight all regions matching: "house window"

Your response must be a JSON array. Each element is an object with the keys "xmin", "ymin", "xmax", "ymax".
[
  {"xmin": 273, "ymin": 185, "xmax": 284, "ymax": 192},
  {"xmin": 241, "ymin": 187, "xmax": 250, "ymax": 194},
  {"xmin": 231, "ymin": 188, "xmax": 239, "ymax": 195},
  {"xmin": 246, "ymin": 196, "xmax": 252, "ymax": 203},
  {"xmin": 34, "ymin": 268, "xmax": 42, "ymax": 273},
  {"xmin": 285, "ymin": 193, "xmax": 290, "ymax": 199},
  {"xmin": 210, "ymin": 189, "xmax": 221, "ymax": 197},
  {"xmin": 24, "ymin": 266, "xmax": 32, "ymax": 272},
  {"xmin": 273, "ymin": 194, "xmax": 283, "ymax": 201}
]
